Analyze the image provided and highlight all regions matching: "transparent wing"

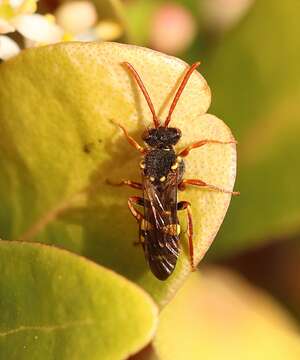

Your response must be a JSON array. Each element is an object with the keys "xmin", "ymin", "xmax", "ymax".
[
  {"xmin": 143, "ymin": 171, "xmax": 178, "ymax": 229},
  {"xmin": 141, "ymin": 171, "xmax": 180, "ymax": 280}
]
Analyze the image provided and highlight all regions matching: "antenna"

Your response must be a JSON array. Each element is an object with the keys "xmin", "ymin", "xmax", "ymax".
[
  {"xmin": 164, "ymin": 62, "xmax": 201, "ymax": 127},
  {"xmin": 123, "ymin": 62, "xmax": 160, "ymax": 128}
]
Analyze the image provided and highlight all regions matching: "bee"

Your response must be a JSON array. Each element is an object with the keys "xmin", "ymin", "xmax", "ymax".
[{"xmin": 109, "ymin": 61, "xmax": 239, "ymax": 280}]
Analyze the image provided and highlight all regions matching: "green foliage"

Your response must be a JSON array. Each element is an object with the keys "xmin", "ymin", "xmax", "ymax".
[
  {"xmin": 0, "ymin": 0, "xmax": 300, "ymax": 357},
  {"xmin": 125, "ymin": 0, "xmax": 159, "ymax": 45},
  {"xmin": 125, "ymin": 0, "xmax": 201, "ymax": 46},
  {"xmin": 0, "ymin": 241, "xmax": 157, "ymax": 360},
  {"xmin": 203, "ymin": 0, "xmax": 300, "ymax": 257}
]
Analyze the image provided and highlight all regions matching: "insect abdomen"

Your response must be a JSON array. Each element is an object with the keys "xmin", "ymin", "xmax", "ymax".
[{"xmin": 141, "ymin": 224, "xmax": 180, "ymax": 280}]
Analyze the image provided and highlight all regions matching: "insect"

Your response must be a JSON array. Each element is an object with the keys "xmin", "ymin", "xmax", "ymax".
[{"xmin": 109, "ymin": 61, "xmax": 239, "ymax": 280}]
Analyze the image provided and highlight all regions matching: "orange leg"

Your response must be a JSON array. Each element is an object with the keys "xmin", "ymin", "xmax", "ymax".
[
  {"xmin": 128, "ymin": 196, "xmax": 146, "ymax": 246},
  {"xmin": 128, "ymin": 196, "xmax": 145, "ymax": 222},
  {"xmin": 179, "ymin": 179, "xmax": 240, "ymax": 195},
  {"xmin": 112, "ymin": 121, "xmax": 146, "ymax": 154},
  {"xmin": 178, "ymin": 139, "xmax": 237, "ymax": 157},
  {"xmin": 178, "ymin": 201, "xmax": 195, "ymax": 271},
  {"xmin": 106, "ymin": 179, "xmax": 142, "ymax": 190}
]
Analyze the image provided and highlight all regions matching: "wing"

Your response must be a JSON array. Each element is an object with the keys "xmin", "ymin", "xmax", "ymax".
[{"xmin": 141, "ymin": 171, "xmax": 180, "ymax": 280}]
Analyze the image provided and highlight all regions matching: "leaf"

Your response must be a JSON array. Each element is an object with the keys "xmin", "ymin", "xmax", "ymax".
[
  {"xmin": 146, "ymin": 268, "xmax": 300, "ymax": 360},
  {"xmin": 0, "ymin": 41, "xmax": 237, "ymax": 305},
  {"xmin": 203, "ymin": 0, "xmax": 300, "ymax": 257},
  {"xmin": 0, "ymin": 240, "xmax": 157, "ymax": 360}
]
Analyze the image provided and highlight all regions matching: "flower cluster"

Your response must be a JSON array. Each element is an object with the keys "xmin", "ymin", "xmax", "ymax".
[{"xmin": 0, "ymin": 0, "xmax": 123, "ymax": 60}]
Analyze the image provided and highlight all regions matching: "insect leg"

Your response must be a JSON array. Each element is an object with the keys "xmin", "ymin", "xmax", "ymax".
[
  {"xmin": 128, "ymin": 196, "xmax": 146, "ymax": 247},
  {"xmin": 177, "ymin": 201, "xmax": 195, "ymax": 271},
  {"xmin": 178, "ymin": 179, "xmax": 240, "ymax": 195},
  {"xmin": 177, "ymin": 139, "xmax": 237, "ymax": 157},
  {"xmin": 112, "ymin": 121, "xmax": 146, "ymax": 154},
  {"xmin": 106, "ymin": 179, "xmax": 142, "ymax": 190},
  {"xmin": 128, "ymin": 196, "xmax": 145, "ymax": 222}
]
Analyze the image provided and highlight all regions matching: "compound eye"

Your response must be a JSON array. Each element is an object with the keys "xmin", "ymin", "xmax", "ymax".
[
  {"xmin": 174, "ymin": 128, "xmax": 182, "ymax": 138},
  {"xmin": 167, "ymin": 127, "xmax": 181, "ymax": 145},
  {"xmin": 142, "ymin": 129, "xmax": 150, "ymax": 141}
]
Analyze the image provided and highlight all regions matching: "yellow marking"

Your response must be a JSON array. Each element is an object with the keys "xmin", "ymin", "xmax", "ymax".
[
  {"xmin": 139, "ymin": 161, "xmax": 145, "ymax": 169},
  {"xmin": 163, "ymin": 224, "xmax": 181, "ymax": 236},
  {"xmin": 141, "ymin": 219, "xmax": 153, "ymax": 230},
  {"xmin": 140, "ymin": 235, "xmax": 145, "ymax": 243},
  {"xmin": 160, "ymin": 176, "xmax": 166, "ymax": 182},
  {"xmin": 150, "ymin": 176, "xmax": 155, "ymax": 182},
  {"xmin": 176, "ymin": 156, "xmax": 182, "ymax": 163},
  {"xmin": 171, "ymin": 162, "xmax": 178, "ymax": 170}
]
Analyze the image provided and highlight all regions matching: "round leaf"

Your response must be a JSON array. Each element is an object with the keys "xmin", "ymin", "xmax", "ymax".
[
  {"xmin": 151, "ymin": 269, "xmax": 300, "ymax": 360},
  {"xmin": 0, "ymin": 240, "xmax": 157, "ymax": 360},
  {"xmin": 0, "ymin": 42, "xmax": 237, "ymax": 305}
]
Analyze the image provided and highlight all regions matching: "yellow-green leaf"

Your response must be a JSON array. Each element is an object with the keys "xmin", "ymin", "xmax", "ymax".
[
  {"xmin": 151, "ymin": 269, "xmax": 300, "ymax": 360},
  {"xmin": 0, "ymin": 42, "xmax": 237, "ymax": 305},
  {"xmin": 0, "ymin": 240, "xmax": 157, "ymax": 360}
]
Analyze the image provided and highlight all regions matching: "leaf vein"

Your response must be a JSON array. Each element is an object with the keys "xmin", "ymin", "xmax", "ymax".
[{"xmin": 0, "ymin": 319, "xmax": 93, "ymax": 337}]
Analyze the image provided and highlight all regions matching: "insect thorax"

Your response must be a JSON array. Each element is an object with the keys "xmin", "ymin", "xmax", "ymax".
[{"xmin": 143, "ymin": 148, "xmax": 185, "ymax": 183}]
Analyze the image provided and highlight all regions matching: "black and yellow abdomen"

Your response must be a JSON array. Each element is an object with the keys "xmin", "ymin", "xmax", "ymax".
[{"xmin": 140, "ymin": 218, "xmax": 181, "ymax": 280}]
